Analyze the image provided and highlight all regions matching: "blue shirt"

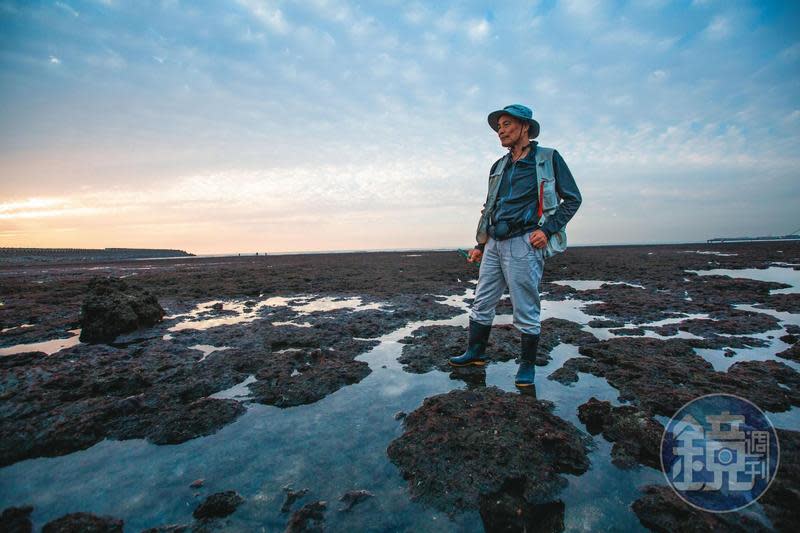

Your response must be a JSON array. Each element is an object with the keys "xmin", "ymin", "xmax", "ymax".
[{"xmin": 491, "ymin": 143, "xmax": 582, "ymax": 237}]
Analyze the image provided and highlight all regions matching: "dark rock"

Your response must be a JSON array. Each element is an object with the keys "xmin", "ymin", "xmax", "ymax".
[
  {"xmin": 582, "ymin": 286, "xmax": 704, "ymax": 324},
  {"xmin": 281, "ymin": 485, "xmax": 309, "ymax": 513},
  {"xmin": 80, "ymin": 277, "xmax": 164, "ymax": 343},
  {"xmin": 758, "ymin": 293, "xmax": 800, "ymax": 313},
  {"xmin": 587, "ymin": 318, "xmax": 625, "ymax": 328},
  {"xmin": 0, "ymin": 319, "xmax": 377, "ymax": 466},
  {"xmin": 210, "ymin": 302, "xmax": 223, "ymax": 311},
  {"xmin": 576, "ymin": 397, "xmax": 611, "ymax": 435},
  {"xmin": 723, "ymin": 348, "xmax": 736, "ymax": 357},
  {"xmin": 387, "ymin": 387, "xmax": 590, "ymax": 513},
  {"xmin": 192, "ymin": 490, "xmax": 244, "ymax": 520},
  {"xmin": 684, "ymin": 275, "xmax": 789, "ymax": 309},
  {"xmin": 632, "ymin": 485, "xmax": 769, "ymax": 532},
  {"xmin": 777, "ymin": 342, "xmax": 800, "ymax": 362},
  {"xmin": 780, "ymin": 334, "xmax": 798, "ymax": 344},
  {"xmin": 0, "ymin": 505, "xmax": 33, "ymax": 533},
  {"xmin": 249, "ymin": 347, "xmax": 372, "ymax": 408},
  {"xmin": 577, "ymin": 398, "xmax": 663, "ymax": 469},
  {"xmin": 675, "ymin": 308, "xmax": 780, "ymax": 337},
  {"xmin": 553, "ymin": 337, "xmax": 800, "ymax": 417},
  {"xmin": 537, "ymin": 318, "xmax": 598, "ymax": 355},
  {"xmin": 338, "ymin": 489, "xmax": 373, "ymax": 512},
  {"xmin": 684, "ymin": 334, "xmax": 768, "ymax": 350},
  {"xmin": 608, "ymin": 327, "xmax": 646, "ymax": 336},
  {"xmin": 146, "ymin": 398, "xmax": 246, "ymax": 444},
  {"xmin": 759, "ymin": 429, "xmax": 800, "ymax": 531},
  {"xmin": 0, "ymin": 351, "xmax": 46, "ymax": 369},
  {"xmin": 285, "ymin": 500, "xmax": 326, "ymax": 533},
  {"xmin": 41, "ymin": 512, "xmax": 123, "ymax": 533},
  {"xmin": 394, "ymin": 411, "xmax": 406, "ymax": 420},
  {"xmin": 547, "ymin": 365, "xmax": 579, "ymax": 385}
]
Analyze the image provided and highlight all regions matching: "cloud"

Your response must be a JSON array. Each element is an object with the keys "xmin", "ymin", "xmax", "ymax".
[
  {"xmin": 236, "ymin": 0, "xmax": 289, "ymax": 34},
  {"xmin": 85, "ymin": 48, "xmax": 125, "ymax": 69},
  {"xmin": 403, "ymin": 3, "xmax": 428, "ymax": 25},
  {"xmin": 598, "ymin": 27, "xmax": 677, "ymax": 51},
  {"xmin": 1, "ymin": 0, "xmax": 798, "ymax": 250},
  {"xmin": 779, "ymin": 42, "xmax": 800, "ymax": 62},
  {"xmin": 648, "ymin": 69, "xmax": 668, "ymax": 82},
  {"xmin": 561, "ymin": 0, "xmax": 606, "ymax": 18},
  {"xmin": 704, "ymin": 15, "xmax": 731, "ymax": 40},
  {"xmin": 467, "ymin": 19, "xmax": 490, "ymax": 42},
  {"xmin": 55, "ymin": 2, "xmax": 79, "ymax": 17}
]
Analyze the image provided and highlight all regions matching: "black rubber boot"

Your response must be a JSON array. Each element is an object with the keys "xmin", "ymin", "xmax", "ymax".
[
  {"xmin": 449, "ymin": 320, "xmax": 492, "ymax": 367},
  {"xmin": 515, "ymin": 333, "xmax": 538, "ymax": 388}
]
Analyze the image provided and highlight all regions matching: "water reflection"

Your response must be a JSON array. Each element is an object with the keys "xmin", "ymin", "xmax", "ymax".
[
  {"xmin": 1, "ymin": 283, "xmax": 798, "ymax": 531},
  {"xmin": 168, "ymin": 295, "xmax": 386, "ymax": 332},
  {"xmin": 188, "ymin": 344, "xmax": 232, "ymax": 363},
  {"xmin": 552, "ymin": 280, "xmax": 645, "ymax": 291},
  {"xmin": 687, "ymin": 266, "xmax": 800, "ymax": 295},
  {"xmin": 0, "ymin": 329, "xmax": 81, "ymax": 357}
]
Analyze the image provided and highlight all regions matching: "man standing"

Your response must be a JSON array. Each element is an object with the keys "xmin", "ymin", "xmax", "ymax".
[{"xmin": 449, "ymin": 104, "xmax": 582, "ymax": 389}]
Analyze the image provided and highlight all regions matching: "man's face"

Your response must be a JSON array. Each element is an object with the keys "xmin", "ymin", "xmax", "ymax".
[{"xmin": 496, "ymin": 114, "xmax": 528, "ymax": 147}]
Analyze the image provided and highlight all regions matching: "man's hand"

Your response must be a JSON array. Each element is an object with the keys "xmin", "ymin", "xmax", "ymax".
[
  {"xmin": 468, "ymin": 248, "xmax": 483, "ymax": 263},
  {"xmin": 529, "ymin": 229, "xmax": 548, "ymax": 249}
]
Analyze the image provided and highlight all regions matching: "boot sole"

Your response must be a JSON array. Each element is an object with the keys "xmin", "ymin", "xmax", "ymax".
[
  {"xmin": 515, "ymin": 382, "xmax": 534, "ymax": 388},
  {"xmin": 448, "ymin": 360, "xmax": 488, "ymax": 367}
]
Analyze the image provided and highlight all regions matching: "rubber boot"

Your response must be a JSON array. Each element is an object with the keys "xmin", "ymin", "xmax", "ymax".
[
  {"xmin": 449, "ymin": 320, "xmax": 492, "ymax": 367},
  {"xmin": 515, "ymin": 333, "xmax": 538, "ymax": 388}
]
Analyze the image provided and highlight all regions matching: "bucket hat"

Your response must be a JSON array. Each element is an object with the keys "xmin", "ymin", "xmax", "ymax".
[{"xmin": 487, "ymin": 104, "xmax": 540, "ymax": 139}]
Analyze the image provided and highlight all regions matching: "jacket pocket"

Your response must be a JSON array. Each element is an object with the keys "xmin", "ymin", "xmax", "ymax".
[
  {"xmin": 539, "ymin": 175, "xmax": 559, "ymax": 211},
  {"xmin": 544, "ymin": 228, "xmax": 568, "ymax": 258}
]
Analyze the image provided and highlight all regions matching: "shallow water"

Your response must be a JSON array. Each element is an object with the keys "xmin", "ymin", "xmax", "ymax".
[
  {"xmin": 551, "ymin": 280, "xmax": 646, "ymax": 291},
  {"xmin": 679, "ymin": 250, "xmax": 738, "ymax": 257},
  {"xmin": 0, "ymin": 306, "xmax": 655, "ymax": 531},
  {"xmin": 0, "ymin": 329, "xmax": 81, "ymax": 356},
  {"xmin": 188, "ymin": 344, "xmax": 232, "ymax": 363},
  {"xmin": 1, "ymin": 287, "xmax": 797, "ymax": 530},
  {"xmin": 687, "ymin": 266, "xmax": 800, "ymax": 294},
  {"xmin": 583, "ymin": 312, "xmax": 711, "ymax": 342},
  {"xmin": 0, "ymin": 324, "xmax": 35, "ymax": 334},
  {"xmin": 167, "ymin": 295, "xmax": 385, "ymax": 333}
]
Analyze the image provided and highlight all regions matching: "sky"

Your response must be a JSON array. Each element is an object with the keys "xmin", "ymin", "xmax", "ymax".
[{"xmin": 1, "ymin": 0, "xmax": 799, "ymax": 254}]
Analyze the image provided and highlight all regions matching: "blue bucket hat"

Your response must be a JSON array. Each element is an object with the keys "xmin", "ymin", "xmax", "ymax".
[{"xmin": 487, "ymin": 104, "xmax": 540, "ymax": 139}]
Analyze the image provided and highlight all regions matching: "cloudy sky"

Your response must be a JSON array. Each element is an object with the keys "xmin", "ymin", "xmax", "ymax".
[{"xmin": 1, "ymin": 0, "xmax": 798, "ymax": 254}]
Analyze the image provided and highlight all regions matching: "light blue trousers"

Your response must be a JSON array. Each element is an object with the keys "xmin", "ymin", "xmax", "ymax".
[{"xmin": 469, "ymin": 231, "xmax": 545, "ymax": 335}]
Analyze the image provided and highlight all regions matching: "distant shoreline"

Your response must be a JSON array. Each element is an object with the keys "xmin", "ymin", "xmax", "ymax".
[
  {"xmin": 2, "ymin": 239, "xmax": 798, "ymax": 267},
  {"xmin": 0, "ymin": 247, "xmax": 194, "ymax": 265}
]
